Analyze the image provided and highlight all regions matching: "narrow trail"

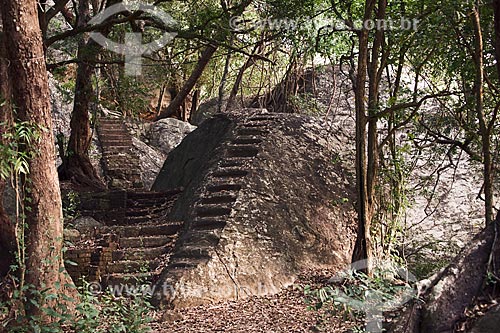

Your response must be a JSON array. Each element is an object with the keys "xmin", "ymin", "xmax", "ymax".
[{"xmin": 151, "ymin": 269, "xmax": 360, "ymax": 333}]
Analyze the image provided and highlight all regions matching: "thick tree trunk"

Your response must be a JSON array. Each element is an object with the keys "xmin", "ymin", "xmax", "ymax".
[
  {"xmin": 1, "ymin": 0, "xmax": 73, "ymax": 317},
  {"xmin": 0, "ymin": 26, "xmax": 16, "ymax": 276},
  {"xmin": 59, "ymin": 0, "xmax": 105, "ymax": 189},
  {"xmin": 388, "ymin": 221, "xmax": 499, "ymax": 333},
  {"xmin": 157, "ymin": 45, "xmax": 218, "ymax": 120},
  {"xmin": 352, "ymin": 0, "xmax": 377, "ymax": 271}
]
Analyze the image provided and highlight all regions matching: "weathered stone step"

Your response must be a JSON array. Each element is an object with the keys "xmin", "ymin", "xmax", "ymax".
[
  {"xmin": 106, "ymin": 260, "xmax": 160, "ymax": 274},
  {"xmin": 248, "ymin": 115, "xmax": 279, "ymax": 121},
  {"xmin": 122, "ymin": 216, "xmax": 155, "ymax": 224},
  {"xmin": 101, "ymin": 139, "xmax": 132, "ymax": 149},
  {"xmin": 219, "ymin": 157, "xmax": 252, "ymax": 168},
  {"xmin": 127, "ymin": 197, "xmax": 171, "ymax": 208},
  {"xmin": 125, "ymin": 206, "xmax": 168, "ymax": 217},
  {"xmin": 102, "ymin": 146, "xmax": 131, "ymax": 153},
  {"xmin": 182, "ymin": 231, "xmax": 220, "ymax": 247},
  {"xmin": 98, "ymin": 118, "xmax": 126, "ymax": 124},
  {"xmin": 98, "ymin": 127, "xmax": 127, "ymax": 133},
  {"xmin": 99, "ymin": 133, "xmax": 131, "ymax": 140},
  {"xmin": 231, "ymin": 137, "xmax": 263, "ymax": 145},
  {"xmin": 102, "ymin": 222, "xmax": 183, "ymax": 237},
  {"xmin": 171, "ymin": 246, "xmax": 211, "ymax": 260},
  {"xmin": 200, "ymin": 195, "xmax": 237, "ymax": 205},
  {"xmin": 240, "ymin": 122, "xmax": 268, "ymax": 128},
  {"xmin": 105, "ymin": 169, "xmax": 142, "ymax": 178},
  {"xmin": 235, "ymin": 128, "xmax": 266, "ymax": 136},
  {"xmin": 101, "ymin": 272, "xmax": 154, "ymax": 287},
  {"xmin": 195, "ymin": 205, "xmax": 232, "ymax": 217},
  {"xmin": 206, "ymin": 183, "xmax": 242, "ymax": 193},
  {"xmin": 119, "ymin": 235, "xmax": 175, "ymax": 248},
  {"xmin": 113, "ymin": 246, "xmax": 170, "ymax": 261},
  {"xmin": 127, "ymin": 190, "xmax": 183, "ymax": 200},
  {"xmin": 211, "ymin": 169, "xmax": 248, "ymax": 178},
  {"xmin": 168, "ymin": 258, "xmax": 210, "ymax": 270},
  {"xmin": 192, "ymin": 218, "xmax": 227, "ymax": 230},
  {"xmin": 102, "ymin": 152, "xmax": 128, "ymax": 159},
  {"xmin": 226, "ymin": 145, "xmax": 259, "ymax": 158}
]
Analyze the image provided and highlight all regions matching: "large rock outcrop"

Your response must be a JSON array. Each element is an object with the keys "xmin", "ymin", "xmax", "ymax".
[{"xmin": 151, "ymin": 110, "xmax": 357, "ymax": 308}]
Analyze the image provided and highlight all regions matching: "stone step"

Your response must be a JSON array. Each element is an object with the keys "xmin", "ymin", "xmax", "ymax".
[
  {"xmin": 102, "ymin": 147, "xmax": 131, "ymax": 153},
  {"xmin": 182, "ymin": 231, "xmax": 220, "ymax": 247},
  {"xmin": 226, "ymin": 145, "xmax": 259, "ymax": 158},
  {"xmin": 104, "ymin": 158, "xmax": 141, "ymax": 165},
  {"xmin": 101, "ymin": 272, "xmax": 154, "ymax": 287},
  {"xmin": 219, "ymin": 157, "xmax": 252, "ymax": 168},
  {"xmin": 127, "ymin": 190, "xmax": 183, "ymax": 200},
  {"xmin": 191, "ymin": 218, "xmax": 227, "ymax": 230},
  {"xmin": 125, "ymin": 206, "xmax": 168, "ymax": 217},
  {"xmin": 106, "ymin": 259, "xmax": 160, "ymax": 274},
  {"xmin": 113, "ymin": 245, "xmax": 171, "ymax": 261},
  {"xmin": 122, "ymin": 215, "xmax": 155, "ymax": 224},
  {"xmin": 240, "ymin": 122, "xmax": 268, "ymax": 128},
  {"xmin": 235, "ymin": 128, "xmax": 267, "ymax": 136},
  {"xmin": 105, "ymin": 169, "xmax": 142, "ymax": 178},
  {"xmin": 101, "ymin": 139, "xmax": 132, "ymax": 149},
  {"xmin": 195, "ymin": 206, "xmax": 232, "ymax": 218},
  {"xmin": 119, "ymin": 235, "xmax": 175, "ymax": 248},
  {"xmin": 98, "ymin": 130, "xmax": 129, "ymax": 137},
  {"xmin": 126, "ymin": 197, "xmax": 171, "ymax": 208},
  {"xmin": 102, "ymin": 221, "xmax": 183, "ymax": 237},
  {"xmin": 247, "ymin": 115, "xmax": 279, "ymax": 121},
  {"xmin": 231, "ymin": 137, "xmax": 263, "ymax": 145},
  {"xmin": 199, "ymin": 195, "xmax": 237, "ymax": 205},
  {"xmin": 211, "ymin": 169, "xmax": 248, "ymax": 178},
  {"xmin": 100, "ymin": 136, "xmax": 132, "ymax": 142},
  {"xmin": 98, "ymin": 118, "xmax": 126, "ymax": 124},
  {"xmin": 171, "ymin": 246, "xmax": 211, "ymax": 260},
  {"xmin": 98, "ymin": 127, "xmax": 127, "ymax": 133},
  {"xmin": 167, "ymin": 258, "xmax": 209, "ymax": 274},
  {"xmin": 102, "ymin": 152, "xmax": 129, "ymax": 159},
  {"xmin": 206, "ymin": 183, "xmax": 242, "ymax": 193}
]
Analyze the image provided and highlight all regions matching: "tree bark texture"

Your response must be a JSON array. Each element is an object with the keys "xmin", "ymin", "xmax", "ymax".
[{"xmin": 1, "ymin": 0, "xmax": 72, "ymax": 316}]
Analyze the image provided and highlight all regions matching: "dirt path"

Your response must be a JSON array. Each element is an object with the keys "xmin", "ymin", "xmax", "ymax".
[{"xmin": 150, "ymin": 269, "xmax": 360, "ymax": 333}]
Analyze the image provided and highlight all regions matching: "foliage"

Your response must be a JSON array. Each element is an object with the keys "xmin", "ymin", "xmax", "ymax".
[
  {"xmin": 0, "ymin": 121, "xmax": 44, "ymax": 180},
  {"xmin": 62, "ymin": 190, "xmax": 81, "ymax": 223},
  {"xmin": 73, "ymin": 279, "xmax": 153, "ymax": 333},
  {"xmin": 304, "ymin": 264, "xmax": 417, "ymax": 331}
]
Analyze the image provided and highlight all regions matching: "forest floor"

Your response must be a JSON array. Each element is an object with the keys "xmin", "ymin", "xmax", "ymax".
[{"xmin": 149, "ymin": 269, "xmax": 362, "ymax": 333}]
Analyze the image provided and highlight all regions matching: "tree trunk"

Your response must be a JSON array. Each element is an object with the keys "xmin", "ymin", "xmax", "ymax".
[
  {"xmin": 0, "ymin": 25, "xmax": 16, "ymax": 276},
  {"xmin": 59, "ymin": 0, "xmax": 106, "ymax": 189},
  {"xmin": 472, "ymin": 2, "xmax": 493, "ymax": 226},
  {"xmin": 1, "ymin": 0, "xmax": 73, "ymax": 318},
  {"xmin": 226, "ymin": 37, "xmax": 265, "ymax": 111},
  {"xmin": 157, "ymin": 45, "xmax": 218, "ymax": 120},
  {"xmin": 388, "ymin": 221, "xmax": 499, "ymax": 333},
  {"xmin": 218, "ymin": 36, "xmax": 234, "ymax": 113},
  {"xmin": 352, "ymin": 0, "xmax": 377, "ymax": 272}
]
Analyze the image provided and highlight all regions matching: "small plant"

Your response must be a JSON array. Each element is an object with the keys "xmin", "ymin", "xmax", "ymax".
[
  {"xmin": 304, "ymin": 265, "xmax": 417, "ymax": 332},
  {"xmin": 73, "ymin": 279, "xmax": 153, "ymax": 333},
  {"xmin": 63, "ymin": 190, "xmax": 81, "ymax": 222}
]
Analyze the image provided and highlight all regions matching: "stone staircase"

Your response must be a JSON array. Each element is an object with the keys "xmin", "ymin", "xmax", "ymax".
[
  {"xmin": 164, "ymin": 113, "xmax": 280, "ymax": 278},
  {"xmin": 66, "ymin": 189, "xmax": 185, "ymax": 287},
  {"xmin": 97, "ymin": 117, "xmax": 144, "ymax": 189}
]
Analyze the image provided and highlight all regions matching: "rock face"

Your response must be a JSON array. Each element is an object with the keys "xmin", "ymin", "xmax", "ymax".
[
  {"xmin": 152, "ymin": 110, "xmax": 357, "ymax": 308},
  {"xmin": 147, "ymin": 118, "xmax": 197, "ymax": 155},
  {"xmin": 131, "ymin": 137, "xmax": 166, "ymax": 190}
]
